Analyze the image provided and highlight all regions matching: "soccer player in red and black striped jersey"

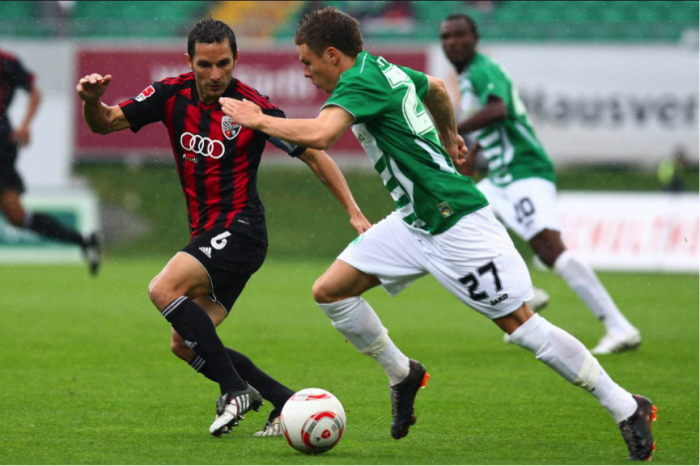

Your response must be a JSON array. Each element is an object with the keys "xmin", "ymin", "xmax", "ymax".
[
  {"xmin": 77, "ymin": 19, "xmax": 370, "ymax": 437},
  {"xmin": 0, "ymin": 49, "xmax": 100, "ymax": 274}
]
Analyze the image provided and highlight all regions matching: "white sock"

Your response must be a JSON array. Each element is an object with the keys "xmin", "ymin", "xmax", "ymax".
[
  {"xmin": 509, "ymin": 314, "xmax": 637, "ymax": 423},
  {"xmin": 554, "ymin": 251, "xmax": 635, "ymax": 335},
  {"xmin": 318, "ymin": 297, "xmax": 410, "ymax": 385},
  {"xmin": 591, "ymin": 370, "xmax": 638, "ymax": 423}
]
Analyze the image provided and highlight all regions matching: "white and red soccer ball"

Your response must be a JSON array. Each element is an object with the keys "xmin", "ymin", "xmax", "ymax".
[{"xmin": 280, "ymin": 388, "xmax": 346, "ymax": 455}]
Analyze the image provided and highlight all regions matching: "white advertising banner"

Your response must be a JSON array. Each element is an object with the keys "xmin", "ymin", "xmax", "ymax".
[
  {"xmin": 557, "ymin": 193, "xmax": 698, "ymax": 273},
  {"xmin": 431, "ymin": 44, "xmax": 699, "ymax": 167}
]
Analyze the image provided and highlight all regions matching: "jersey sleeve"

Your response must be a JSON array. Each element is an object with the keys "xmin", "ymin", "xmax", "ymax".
[
  {"xmin": 469, "ymin": 64, "xmax": 510, "ymax": 106},
  {"xmin": 261, "ymin": 105, "xmax": 306, "ymax": 158},
  {"xmin": 321, "ymin": 76, "xmax": 389, "ymax": 124},
  {"xmin": 5, "ymin": 58, "xmax": 34, "ymax": 91},
  {"xmin": 399, "ymin": 66, "xmax": 429, "ymax": 101},
  {"xmin": 118, "ymin": 81, "xmax": 170, "ymax": 133}
]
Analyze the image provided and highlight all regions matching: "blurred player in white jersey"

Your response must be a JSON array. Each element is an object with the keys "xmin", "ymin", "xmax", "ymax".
[{"xmin": 440, "ymin": 13, "xmax": 641, "ymax": 355}]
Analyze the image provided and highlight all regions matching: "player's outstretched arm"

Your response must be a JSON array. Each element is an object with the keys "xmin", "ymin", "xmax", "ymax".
[
  {"xmin": 10, "ymin": 83, "xmax": 41, "ymax": 147},
  {"xmin": 423, "ymin": 75, "xmax": 468, "ymax": 171},
  {"xmin": 298, "ymin": 148, "xmax": 371, "ymax": 234},
  {"xmin": 219, "ymin": 98, "xmax": 353, "ymax": 150},
  {"xmin": 77, "ymin": 73, "xmax": 131, "ymax": 134},
  {"xmin": 457, "ymin": 95, "xmax": 507, "ymax": 134}
]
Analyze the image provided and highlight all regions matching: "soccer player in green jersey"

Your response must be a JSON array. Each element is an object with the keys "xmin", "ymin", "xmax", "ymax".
[
  {"xmin": 440, "ymin": 13, "xmax": 641, "ymax": 355},
  {"xmin": 220, "ymin": 7, "xmax": 656, "ymax": 460}
]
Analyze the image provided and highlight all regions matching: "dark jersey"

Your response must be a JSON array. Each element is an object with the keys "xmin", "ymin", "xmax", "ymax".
[
  {"xmin": 119, "ymin": 73, "xmax": 304, "ymax": 240},
  {"xmin": 0, "ymin": 50, "xmax": 35, "ymax": 142}
]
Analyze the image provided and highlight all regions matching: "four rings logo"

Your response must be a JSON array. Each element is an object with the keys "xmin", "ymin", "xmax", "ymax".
[{"xmin": 180, "ymin": 132, "xmax": 225, "ymax": 159}]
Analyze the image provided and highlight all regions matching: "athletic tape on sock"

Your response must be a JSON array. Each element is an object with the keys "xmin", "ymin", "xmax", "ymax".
[
  {"xmin": 360, "ymin": 327, "xmax": 389, "ymax": 358},
  {"xmin": 573, "ymin": 352, "xmax": 601, "ymax": 392}
]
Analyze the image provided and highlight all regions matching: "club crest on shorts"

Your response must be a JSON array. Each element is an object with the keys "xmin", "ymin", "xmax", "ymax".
[
  {"xmin": 437, "ymin": 201, "xmax": 453, "ymax": 218},
  {"xmin": 222, "ymin": 116, "xmax": 241, "ymax": 140}
]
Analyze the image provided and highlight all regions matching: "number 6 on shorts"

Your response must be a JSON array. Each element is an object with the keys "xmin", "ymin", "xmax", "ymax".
[{"xmin": 211, "ymin": 231, "xmax": 232, "ymax": 250}]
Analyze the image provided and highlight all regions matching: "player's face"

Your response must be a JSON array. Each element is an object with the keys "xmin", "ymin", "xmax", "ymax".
[
  {"xmin": 186, "ymin": 40, "xmax": 237, "ymax": 104},
  {"xmin": 440, "ymin": 19, "xmax": 478, "ymax": 69},
  {"xmin": 297, "ymin": 44, "xmax": 340, "ymax": 94}
]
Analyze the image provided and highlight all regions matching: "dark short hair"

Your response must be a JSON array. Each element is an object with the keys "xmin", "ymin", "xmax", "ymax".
[
  {"xmin": 188, "ymin": 18, "xmax": 237, "ymax": 58},
  {"xmin": 295, "ymin": 6, "xmax": 363, "ymax": 57},
  {"xmin": 444, "ymin": 13, "xmax": 479, "ymax": 35}
]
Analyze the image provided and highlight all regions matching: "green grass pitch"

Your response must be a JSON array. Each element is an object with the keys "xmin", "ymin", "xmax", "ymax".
[{"xmin": 0, "ymin": 260, "xmax": 697, "ymax": 464}]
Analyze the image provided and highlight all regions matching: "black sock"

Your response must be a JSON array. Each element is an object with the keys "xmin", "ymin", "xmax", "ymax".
[
  {"xmin": 163, "ymin": 297, "xmax": 246, "ymax": 394},
  {"xmin": 190, "ymin": 348, "xmax": 294, "ymax": 408},
  {"xmin": 27, "ymin": 213, "xmax": 85, "ymax": 247}
]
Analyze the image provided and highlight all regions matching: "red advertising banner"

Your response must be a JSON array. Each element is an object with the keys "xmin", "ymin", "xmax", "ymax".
[{"xmin": 75, "ymin": 46, "xmax": 426, "ymax": 160}]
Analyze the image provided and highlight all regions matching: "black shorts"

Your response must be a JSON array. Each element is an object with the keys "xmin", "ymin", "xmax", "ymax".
[
  {"xmin": 181, "ymin": 217, "xmax": 268, "ymax": 314},
  {"xmin": 0, "ymin": 140, "xmax": 24, "ymax": 194}
]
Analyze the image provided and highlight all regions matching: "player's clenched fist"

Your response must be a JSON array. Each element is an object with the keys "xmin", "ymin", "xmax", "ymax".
[
  {"xmin": 77, "ymin": 73, "xmax": 113, "ymax": 102},
  {"xmin": 219, "ymin": 97, "xmax": 263, "ymax": 129}
]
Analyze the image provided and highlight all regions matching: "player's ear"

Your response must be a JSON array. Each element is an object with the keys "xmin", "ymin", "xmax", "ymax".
[
  {"xmin": 232, "ymin": 50, "xmax": 240, "ymax": 69},
  {"xmin": 326, "ymin": 47, "xmax": 339, "ymax": 65},
  {"xmin": 185, "ymin": 52, "xmax": 193, "ymax": 70}
]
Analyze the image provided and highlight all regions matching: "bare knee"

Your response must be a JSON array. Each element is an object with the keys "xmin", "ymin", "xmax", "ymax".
[
  {"xmin": 7, "ymin": 213, "xmax": 24, "ymax": 227},
  {"xmin": 536, "ymin": 249, "xmax": 561, "ymax": 268},
  {"xmin": 2, "ymin": 206, "xmax": 24, "ymax": 226},
  {"xmin": 312, "ymin": 261, "xmax": 380, "ymax": 304},
  {"xmin": 530, "ymin": 230, "xmax": 566, "ymax": 268},
  {"xmin": 0, "ymin": 192, "xmax": 26, "ymax": 226},
  {"xmin": 148, "ymin": 274, "xmax": 180, "ymax": 311},
  {"xmin": 493, "ymin": 303, "xmax": 535, "ymax": 335},
  {"xmin": 312, "ymin": 276, "xmax": 341, "ymax": 304}
]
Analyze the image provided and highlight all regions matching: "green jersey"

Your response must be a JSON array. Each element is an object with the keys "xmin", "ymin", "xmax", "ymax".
[
  {"xmin": 458, "ymin": 52, "xmax": 555, "ymax": 187},
  {"xmin": 322, "ymin": 51, "xmax": 488, "ymax": 235}
]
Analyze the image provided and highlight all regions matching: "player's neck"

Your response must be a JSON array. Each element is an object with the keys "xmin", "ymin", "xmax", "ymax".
[
  {"xmin": 196, "ymin": 82, "xmax": 223, "ymax": 106},
  {"xmin": 338, "ymin": 54, "xmax": 358, "ymax": 75},
  {"xmin": 198, "ymin": 88, "xmax": 218, "ymax": 105},
  {"xmin": 455, "ymin": 51, "xmax": 477, "ymax": 74}
]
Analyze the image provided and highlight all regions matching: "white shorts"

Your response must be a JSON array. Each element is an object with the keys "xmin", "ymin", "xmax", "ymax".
[
  {"xmin": 477, "ymin": 177, "xmax": 562, "ymax": 241},
  {"xmin": 337, "ymin": 207, "xmax": 534, "ymax": 320}
]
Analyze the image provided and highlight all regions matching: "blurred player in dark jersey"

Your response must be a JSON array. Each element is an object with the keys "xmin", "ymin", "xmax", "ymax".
[
  {"xmin": 0, "ymin": 49, "xmax": 100, "ymax": 275},
  {"xmin": 77, "ymin": 19, "xmax": 370, "ymax": 437}
]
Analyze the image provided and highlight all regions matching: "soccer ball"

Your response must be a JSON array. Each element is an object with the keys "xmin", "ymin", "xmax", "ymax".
[{"xmin": 280, "ymin": 388, "xmax": 346, "ymax": 455}]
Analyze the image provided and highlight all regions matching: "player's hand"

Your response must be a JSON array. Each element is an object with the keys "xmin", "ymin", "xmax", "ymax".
[
  {"xmin": 444, "ymin": 134, "xmax": 468, "ymax": 173},
  {"xmin": 219, "ymin": 97, "xmax": 263, "ymax": 129},
  {"xmin": 10, "ymin": 125, "xmax": 31, "ymax": 147},
  {"xmin": 77, "ymin": 73, "xmax": 112, "ymax": 103},
  {"xmin": 350, "ymin": 212, "xmax": 372, "ymax": 234},
  {"xmin": 458, "ymin": 139, "xmax": 480, "ymax": 177}
]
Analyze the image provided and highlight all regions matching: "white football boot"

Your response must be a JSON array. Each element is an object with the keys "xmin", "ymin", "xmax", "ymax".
[
  {"xmin": 210, "ymin": 384, "xmax": 263, "ymax": 437},
  {"xmin": 253, "ymin": 415, "xmax": 282, "ymax": 437},
  {"xmin": 591, "ymin": 327, "xmax": 642, "ymax": 355}
]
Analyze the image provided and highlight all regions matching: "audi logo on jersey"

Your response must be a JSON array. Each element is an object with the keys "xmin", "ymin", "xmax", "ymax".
[{"xmin": 180, "ymin": 133, "xmax": 225, "ymax": 159}]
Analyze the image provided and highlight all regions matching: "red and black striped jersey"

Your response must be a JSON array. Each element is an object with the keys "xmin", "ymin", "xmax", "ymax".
[
  {"xmin": 119, "ymin": 73, "xmax": 304, "ymax": 240},
  {"xmin": 0, "ymin": 50, "xmax": 35, "ymax": 141}
]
